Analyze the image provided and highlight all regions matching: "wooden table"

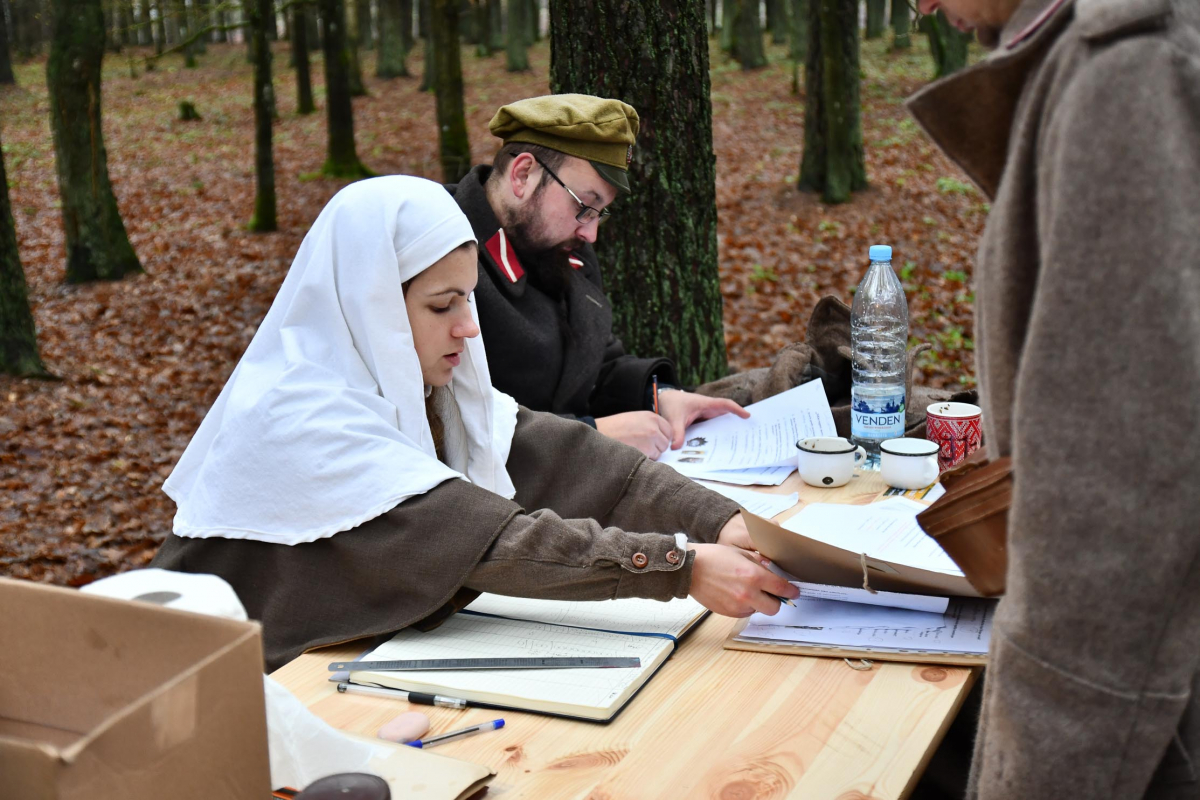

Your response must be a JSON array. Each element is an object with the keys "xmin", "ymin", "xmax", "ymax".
[{"xmin": 271, "ymin": 468, "xmax": 978, "ymax": 800}]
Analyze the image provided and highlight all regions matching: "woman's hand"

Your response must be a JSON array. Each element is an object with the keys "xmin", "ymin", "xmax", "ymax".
[
  {"xmin": 657, "ymin": 390, "xmax": 750, "ymax": 449},
  {"xmin": 715, "ymin": 513, "xmax": 755, "ymax": 551},
  {"xmin": 688, "ymin": 543, "xmax": 799, "ymax": 617},
  {"xmin": 595, "ymin": 411, "xmax": 673, "ymax": 459}
]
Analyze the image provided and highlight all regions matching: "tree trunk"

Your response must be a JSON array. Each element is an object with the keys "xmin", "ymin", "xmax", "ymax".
[
  {"xmin": 376, "ymin": 0, "xmax": 409, "ymax": 76},
  {"xmin": 486, "ymin": 0, "xmax": 499, "ymax": 49},
  {"xmin": 12, "ymin": 0, "xmax": 40, "ymax": 58},
  {"xmin": 864, "ymin": 0, "xmax": 885, "ymax": 39},
  {"xmin": 292, "ymin": 5, "xmax": 315, "ymax": 111},
  {"xmin": 788, "ymin": 0, "xmax": 806, "ymax": 94},
  {"xmin": 923, "ymin": 10, "xmax": 969, "ymax": 77},
  {"xmin": 357, "ymin": 0, "xmax": 373, "ymax": 47},
  {"xmin": 890, "ymin": 0, "xmax": 908, "ymax": 49},
  {"xmin": 0, "ymin": 128, "xmax": 47, "ymax": 377},
  {"xmin": 306, "ymin": 2, "xmax": 320, "ymax": 49},
  {"xmin": 247, "ymin": 0, "xmax": 276, "ymax": 231},
  {"xmin": 344, "ymin": 0, "xmax": 367, "ymax": 94},
  {"xmin": 525, "ymin": 0, "xmax": 536, "ymax": 42},
  {"xmin": 318, "ymin": 0, "xmax": 371, "ymax": 176},
  {"xmin": 797, "ymin": 0, "xmax": 866, "ymax": 204},
  {"xmin": 214, "ymin": 0, "xmax": 227, "ymax": 41},
  {"xmin": 473, "ymin": 0, "xmax": 489, "ymax": 56},
  {"xmin": 152, "ymin": 0, "xmax": 165, "ymax": 52},
  {"xmin": 768, "ymin": 0, "xmax": 787, "ymax": 45},
  {"xmin": 432, "ymin": 0, "xmax": 468, "ymax": 182},
  {"xmin": 719, "ymin": 0, "xmax": 735, "ymax": 52},
  {"xmin": 192, "ymin": 0, "xmax": 207, "ymax": 52},
  {"xmin": 734, "ymin": 0, "xmax": 765, "ymax": 69},
  {"xmin": 0, "ymin": 1, "xmax": 15, "ymax": 84},
  {"xmin": 47, "ymin": 0, "xmax": 143, "ymax": 282},
  {"xmin": 505, "ymin": 0, "xmax": 526, "ymax": 71},
  {"xmin": 402, "ymin": 0, "xmax": 415, "ymax": 49},
  {"xmin": 549, "ymin": 0, "xmax": 728, "ymax": 385},
  {"xmin": 418, "ymin": 0, "xmax": 432, "ymax": 89}
]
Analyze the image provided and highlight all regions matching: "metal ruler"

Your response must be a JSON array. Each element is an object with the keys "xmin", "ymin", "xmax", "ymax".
[{"xmin": 328, "ymin": 656, "xmax": 642, "ymax": 672}]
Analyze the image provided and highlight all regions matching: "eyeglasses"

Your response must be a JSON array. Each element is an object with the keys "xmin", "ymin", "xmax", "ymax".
[{"xmin": 532, "ymin": 156, "xmax": 611, "ymax": 225}]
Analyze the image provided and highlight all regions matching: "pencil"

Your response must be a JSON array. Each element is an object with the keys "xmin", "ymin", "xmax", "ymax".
[{"xmin": 652, "ymin": 374, "xmax": 660, "ymax": 415}]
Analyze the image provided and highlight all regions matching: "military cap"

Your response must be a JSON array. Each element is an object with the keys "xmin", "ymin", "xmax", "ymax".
[{"xmin": 488, "ymin": 94, "xmax": 640, "ymax": 193}]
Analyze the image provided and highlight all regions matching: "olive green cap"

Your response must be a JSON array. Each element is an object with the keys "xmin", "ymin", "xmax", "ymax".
[{"xmin": 488, "ymin": 94, "xmax": 640, "ymax": 193}]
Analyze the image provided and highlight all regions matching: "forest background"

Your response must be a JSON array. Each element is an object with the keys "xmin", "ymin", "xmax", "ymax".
[{"xmin": 0, "ymin": 0, "xmax": 985, "ymax": 585}]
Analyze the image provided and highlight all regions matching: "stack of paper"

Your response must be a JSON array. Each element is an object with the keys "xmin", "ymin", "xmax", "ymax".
[
  {"xmin": 781, "ymin": 497, "xmax": 964, "ymax": 576},
  {"xmin": 657, "ymin": 381, "xmax": 837, "ymax": 485},
  {"xmin": 731, "ymin": 581, "xmax": 995, "ymax": 663}
]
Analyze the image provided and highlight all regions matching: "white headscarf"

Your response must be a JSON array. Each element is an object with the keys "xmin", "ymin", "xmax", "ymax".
[{"xmin": 163, "ymin": 176, "xmax": 518, "ymax": 545}]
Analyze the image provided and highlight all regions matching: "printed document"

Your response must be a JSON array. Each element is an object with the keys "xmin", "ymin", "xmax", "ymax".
[{"xmin": 657, "ymin": 381, "xmax": 836, "ymax": 474}]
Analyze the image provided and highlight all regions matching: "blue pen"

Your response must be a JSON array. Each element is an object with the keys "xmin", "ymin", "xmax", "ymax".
[{"xmin": 405, "ymin": 718, "xmax": 505, "ymax": 749}]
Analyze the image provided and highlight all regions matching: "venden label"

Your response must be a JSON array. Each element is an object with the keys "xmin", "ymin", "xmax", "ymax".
[{"xmin": 851, "ymin": 388, "xmax": 906, "ymax": 440}]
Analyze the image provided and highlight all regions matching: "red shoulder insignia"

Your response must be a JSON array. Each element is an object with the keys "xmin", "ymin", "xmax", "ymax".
[
  {"xmin": 567, "ymin": 255, "xmax": 585, "ymax": 270},
  {"xmin": 485, "ymin": 229, "xmax": 524, "ymax": 283}
]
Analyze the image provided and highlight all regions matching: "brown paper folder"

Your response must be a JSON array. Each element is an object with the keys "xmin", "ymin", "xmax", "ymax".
[
  {"xmin": 349, "ymin": 734, "xmax": 494, "ymax": 800},
  {"xmin": 743, "ymin": 510, "xmax": 984, "ymax": 598}
]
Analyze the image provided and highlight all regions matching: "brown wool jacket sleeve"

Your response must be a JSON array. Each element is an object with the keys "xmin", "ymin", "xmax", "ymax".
[{"xmin": 466, "ymin": 408, "xmax": 741, "ymax": 600}]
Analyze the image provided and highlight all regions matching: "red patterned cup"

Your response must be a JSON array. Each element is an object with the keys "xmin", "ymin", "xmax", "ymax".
[{"xmin": 925, "ymin": 402, "xmax": 983, "ymax": 472}]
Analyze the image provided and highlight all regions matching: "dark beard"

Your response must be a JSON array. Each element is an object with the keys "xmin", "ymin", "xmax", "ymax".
[{"xmin": 505, "ymin": 214, "xmax": 579, "ymax": 299}]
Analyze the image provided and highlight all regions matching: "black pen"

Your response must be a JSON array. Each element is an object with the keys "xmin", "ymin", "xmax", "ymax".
[{"xmin": 337, "ymin": 681, "xmax": 470, "ymax": 709}]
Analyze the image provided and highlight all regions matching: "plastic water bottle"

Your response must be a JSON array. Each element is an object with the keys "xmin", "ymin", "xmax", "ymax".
[{"xmin": 850, "ymin": 245, "xmax": 909, "ymax": 467}]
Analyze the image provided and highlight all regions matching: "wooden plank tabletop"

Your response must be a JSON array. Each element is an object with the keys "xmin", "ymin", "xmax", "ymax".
[{"xmin": 271, "ymin": 467, "xmax": 978, "ymax": 800}]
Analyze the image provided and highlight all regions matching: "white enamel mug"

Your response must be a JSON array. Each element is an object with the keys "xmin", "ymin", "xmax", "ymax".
[
  {"xmin": 879, "ymin": 438, "xmax": 940, "ymax": 490},
  {"xmin": 796, "ymin": 437, "xmax": 866, "ymax": 488}
]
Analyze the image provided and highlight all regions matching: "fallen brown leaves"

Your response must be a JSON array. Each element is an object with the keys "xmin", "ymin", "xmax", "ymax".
[{"xmin": 0, "ymin": 34, "xmax": 983, "ymax": 585}]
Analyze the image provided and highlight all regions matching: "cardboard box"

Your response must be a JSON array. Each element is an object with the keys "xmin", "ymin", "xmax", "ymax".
[{"xmin": 0, "ymin": 577, "xmax": 271, "ymax": 799}]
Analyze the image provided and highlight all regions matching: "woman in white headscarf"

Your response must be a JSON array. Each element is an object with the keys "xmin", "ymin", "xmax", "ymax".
[{"xmin": 151, "ymin": 176, "xmax": 795, "ymax": 671}]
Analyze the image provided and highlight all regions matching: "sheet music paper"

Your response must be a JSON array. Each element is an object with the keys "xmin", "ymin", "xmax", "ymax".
[
  {"xmin": 464, "ymin": 594, "xmax": 706, "ymax": 639},
  {"xmin": 657, "ymin": 381, "xmax": 836, "ymax": 475}
]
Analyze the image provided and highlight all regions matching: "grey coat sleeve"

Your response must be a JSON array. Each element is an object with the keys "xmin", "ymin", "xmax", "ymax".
[
  {"xmin": 466, "ymin": 407, "xmax": 741, "ymax": 601},
  {"xmin": 969, "ymin": 35, "xmax": 1200, "ymax": 800}
]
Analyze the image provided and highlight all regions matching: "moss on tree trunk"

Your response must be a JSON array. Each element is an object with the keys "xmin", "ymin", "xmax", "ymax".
[
  {"xmin": 797, "ymin": 0, "xmax": 866, "ymax": 204},
  {"xmin": 549, "ymin": 0, "xmax": 729, "ymax": 385},
  {"xmin": 247, "ymin": 0, "xmax": 276, "ymax": 231},
  {"xmin": 318, "ymin": 0, "xmax": 372, "ymax": 177},
  {"xmin": 432, "ymin": 0, "xmax": 469, "ymax": 182},
  {"xmin": 47, "ymin": 0, "xmax": 143, "ymax": 283},
  {"xmin": 0, "ymin": 128, "xmax": 48, "ymax": 377}
]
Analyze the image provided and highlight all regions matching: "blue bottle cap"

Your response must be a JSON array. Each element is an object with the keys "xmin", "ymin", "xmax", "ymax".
[{"xmin": 869, "ymin": 245, "xmax": 892, "ymax": 261}]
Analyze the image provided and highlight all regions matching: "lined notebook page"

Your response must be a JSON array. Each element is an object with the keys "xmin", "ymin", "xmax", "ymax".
[
  {"xmin": 359, "ymin": 614, "xmax": 674, "ymax": 717},
  {"xmin": 463, "ymin": 594, "xmax": 707, "ymax": 639}
]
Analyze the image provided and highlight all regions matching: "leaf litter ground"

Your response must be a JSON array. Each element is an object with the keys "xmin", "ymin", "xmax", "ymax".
[{"xmin": 0, "ymin": 35, "xmax": 984, "ymax": 584}]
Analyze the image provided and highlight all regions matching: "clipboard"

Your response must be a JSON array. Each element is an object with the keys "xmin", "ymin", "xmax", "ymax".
[
  {"xmin": 723, "ymin": 617, "xmax": 989, "ymax": 666},
  {"xmin": 742, "ymin": 510, "xmax": 984, "ymax": 598}
]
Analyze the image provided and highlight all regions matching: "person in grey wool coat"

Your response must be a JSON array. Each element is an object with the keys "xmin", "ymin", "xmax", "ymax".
[{"xmin": 908, "ymin": 0, "xmax": 1200, "ymax": 797}]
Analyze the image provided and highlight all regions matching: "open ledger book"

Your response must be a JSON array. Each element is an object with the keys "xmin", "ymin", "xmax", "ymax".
[{"xmin": 349, "ymin": 594, "xmax": 709, "ymax": 722}]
